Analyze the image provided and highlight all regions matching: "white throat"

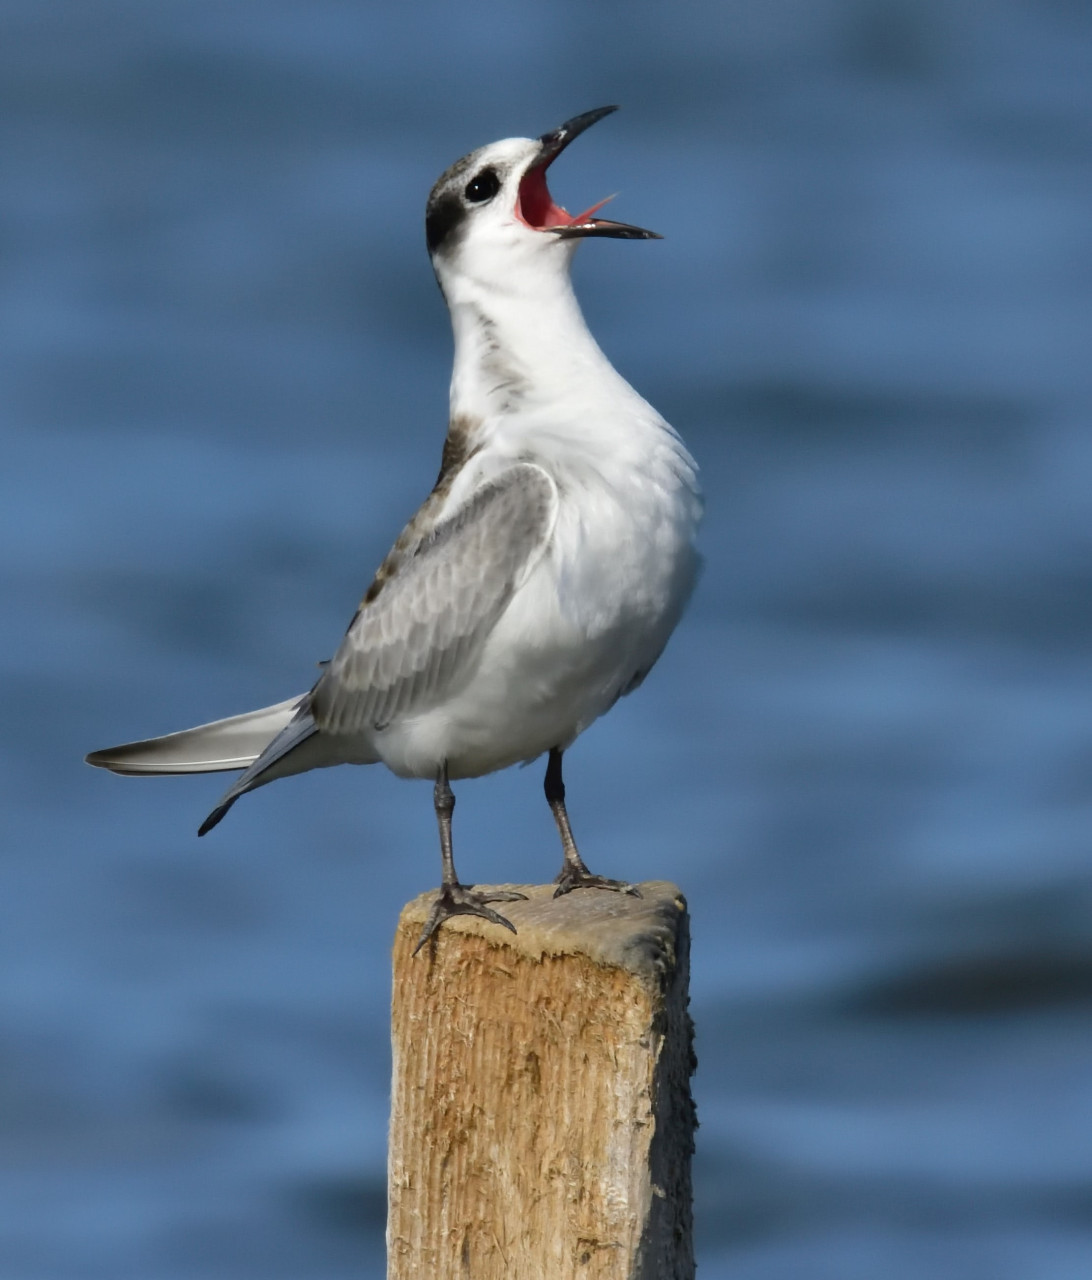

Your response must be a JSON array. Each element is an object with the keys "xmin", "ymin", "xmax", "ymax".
[{"xmin": 438, "ymin": 254, "xmax": 624, "ymax": 422}]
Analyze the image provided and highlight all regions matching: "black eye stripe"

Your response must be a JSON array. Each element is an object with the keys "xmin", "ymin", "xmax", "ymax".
[
  {"xmin": 426, "ymin": 191, "xmax": 465, "ymax": 255},
  {"xmin": 464, "ymin": 168, "xmax": 500, "ymax": 203}
]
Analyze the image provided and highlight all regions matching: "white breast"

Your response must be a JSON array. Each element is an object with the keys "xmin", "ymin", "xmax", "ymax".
[{"xmin": 373, "ymin": 406, "xmax": 701, "ymax": 781}]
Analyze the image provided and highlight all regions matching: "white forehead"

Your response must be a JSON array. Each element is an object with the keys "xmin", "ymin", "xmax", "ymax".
[{"xmin": 467, "ymin": 135, "xmax": 539, "ymax": 173}]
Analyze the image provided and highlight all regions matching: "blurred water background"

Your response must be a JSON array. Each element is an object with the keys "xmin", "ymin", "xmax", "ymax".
[{"xmin": 2, "ymin": 1, "xmax": 1091, "ymax": 1276}]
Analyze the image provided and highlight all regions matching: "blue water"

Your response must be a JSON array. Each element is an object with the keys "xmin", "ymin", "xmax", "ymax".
[{"xmin": 3, "ymin": 2, "xmax": 1091, "ymax": 1276}]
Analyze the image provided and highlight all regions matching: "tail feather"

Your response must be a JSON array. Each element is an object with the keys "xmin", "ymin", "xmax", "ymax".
[
  {"xmin": 198, "ymin": 706, "xmax": 319, "ymax": 836},
  {"xmin": 85, "ymin": 694, "xmax": 307, "ymax": 776}
]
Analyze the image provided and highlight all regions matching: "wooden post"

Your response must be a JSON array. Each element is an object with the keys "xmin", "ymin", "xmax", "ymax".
[{"xmin": 387, "ymin": 880, "xmax": 695, "ymax": 1280}]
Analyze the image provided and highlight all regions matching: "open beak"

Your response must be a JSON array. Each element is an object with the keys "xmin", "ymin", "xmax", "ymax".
[{"xmin": 516, "ymin": 106, "xmax": 661, "ymax": 241}]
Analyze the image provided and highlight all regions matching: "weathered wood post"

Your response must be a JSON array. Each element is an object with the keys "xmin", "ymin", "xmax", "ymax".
[{"xmin": 387, "ymin": 880, "xmax": 695, "ymax": 1279}]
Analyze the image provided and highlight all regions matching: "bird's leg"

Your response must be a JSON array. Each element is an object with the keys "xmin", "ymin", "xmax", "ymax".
[
  {"xmin": 546, "ymin": 748, "xmax": 641, "ymax": 899},
  {"xmin": 413, "ymin": 762, "xmax": 527, "ymax": 955}
]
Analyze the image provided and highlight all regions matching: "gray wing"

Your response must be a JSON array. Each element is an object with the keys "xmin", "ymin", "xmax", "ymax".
[{"xmin": 312, "ymin": 463, "xmax": 556, "ymax": 735}]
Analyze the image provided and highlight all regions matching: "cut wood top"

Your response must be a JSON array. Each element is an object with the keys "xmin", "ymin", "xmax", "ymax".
[{"xmin": 397, "ymin": 881, "xmax": 686, "ymax": 985}]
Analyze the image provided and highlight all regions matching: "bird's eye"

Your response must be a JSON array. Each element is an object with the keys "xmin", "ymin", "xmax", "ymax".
[{"xmin": 464, "ymin": 168, "xmax": 500, "ymax": 204}]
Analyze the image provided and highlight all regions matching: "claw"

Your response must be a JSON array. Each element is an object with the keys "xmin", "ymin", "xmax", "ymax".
[
  {"xmin": 552, "ymin": 867, "xmax": 642, "ymax": 899},
  {"xmin": 412, "ymin": 884, "xmax": 529, "ymax": 955}
]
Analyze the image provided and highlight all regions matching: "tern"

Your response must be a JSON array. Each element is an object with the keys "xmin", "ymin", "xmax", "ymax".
[{"xmin": 87, "ymin": 106, "xmax": 702, "ymax": 950}]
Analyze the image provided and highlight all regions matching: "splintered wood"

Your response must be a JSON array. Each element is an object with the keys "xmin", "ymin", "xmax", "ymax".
[{"xmin": 387, "ymin": 881, "xmax": 695, "ymax": 1280}]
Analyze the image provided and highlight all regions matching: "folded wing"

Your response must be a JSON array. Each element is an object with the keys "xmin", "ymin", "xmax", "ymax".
[{"xmin": 312, "ymin": 462, "xmax": 557, "ymax": 735}]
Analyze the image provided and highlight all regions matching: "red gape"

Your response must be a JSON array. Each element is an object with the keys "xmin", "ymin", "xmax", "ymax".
[{"xmin": 516, "ymin": 163, "xmax": 612, "ymax": 231}]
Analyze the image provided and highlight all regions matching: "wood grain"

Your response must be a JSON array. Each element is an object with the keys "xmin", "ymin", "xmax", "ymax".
[{"xmin": 387, "ymin": 881, "xmax": 695, "ymax": 1279}]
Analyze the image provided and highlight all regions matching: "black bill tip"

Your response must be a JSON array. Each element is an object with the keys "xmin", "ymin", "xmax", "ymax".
[
  {"xmin": 552, "ymin": 218, "xmax": 662, "ymax": 241},
  {"xmin": 538, "ymin": 105, "xmax": 620, "ymax": 165}
]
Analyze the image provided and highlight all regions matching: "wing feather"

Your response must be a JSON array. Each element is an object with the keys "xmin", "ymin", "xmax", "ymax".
[{"xmin": 311, "ymin": 463, "xmax": 555, "ymax": 735}]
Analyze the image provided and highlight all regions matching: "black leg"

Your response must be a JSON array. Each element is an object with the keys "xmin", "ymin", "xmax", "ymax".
[
  {"xmin": 546, "ymin": 748, "xmax": 640, "ymax": 899},
  {"xmin": 435, "ymin": 764, "xmax": 458, "ymax": 889},
  {"xmin": 413, "ymin": 761, "xmax": 528, "ymax": 955}
]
